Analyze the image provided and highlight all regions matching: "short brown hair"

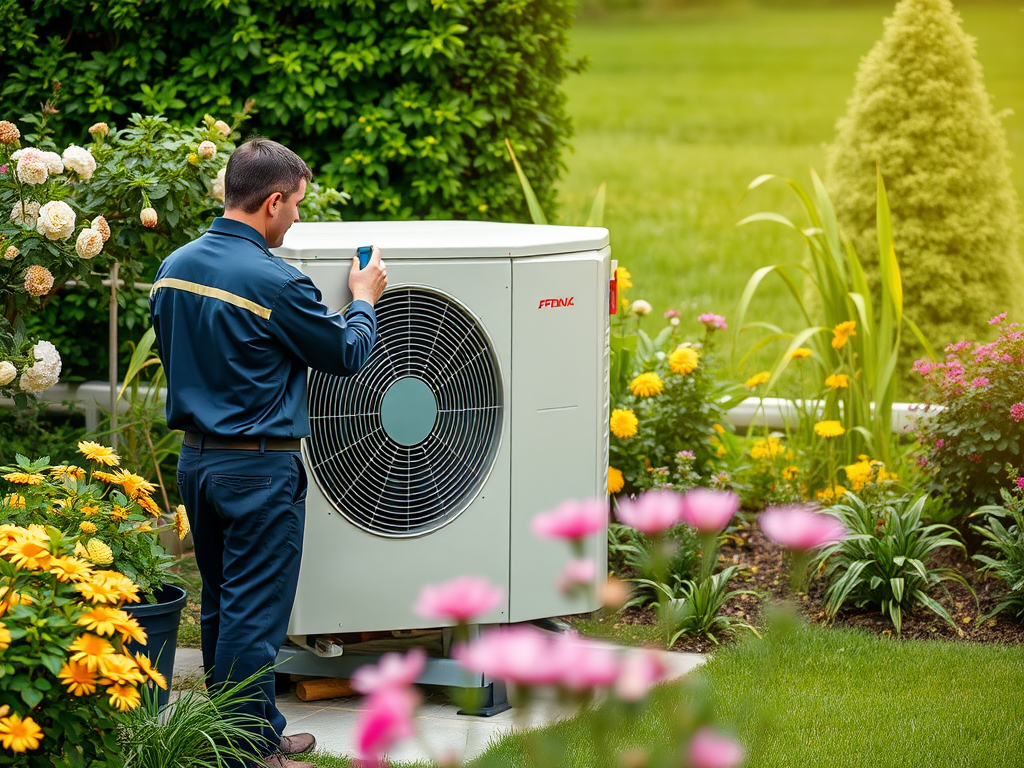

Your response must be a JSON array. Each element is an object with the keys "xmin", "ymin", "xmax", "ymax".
[{"xmin": 224, "ymin": 137, "xmax": 312, "ymax": 214}]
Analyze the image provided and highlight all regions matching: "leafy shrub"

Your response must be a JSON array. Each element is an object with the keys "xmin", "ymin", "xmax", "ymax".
[
  {"xmin": 609, "ymin": 521, "xmax": 701, "ymax": 591},
  {"xmin": 827, "ymin": 0, "xmax": 1024, "ymax": 357},
  {"xmin": 652, "ymin": 566, "xmax": 758, "ymax": 647},
  {"xmin": 971, "ymin": 475, "xmax": 1024, "ymax": 620},
  {"xmin": 913, "ymin": 316, "xmax": 1024, "ymax": 508},
  {"xmin": 812, "ymin": 493, "xmax": 971, "ymax": 634},
  {"xmin": 0, "ymin": 0, "xmax": 583, "ymax": 221}
]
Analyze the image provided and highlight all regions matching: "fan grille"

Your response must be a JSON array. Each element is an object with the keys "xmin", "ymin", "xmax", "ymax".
[{"xmin": 305, "ymin": 287, "xmax": 504, "ymax": 537}]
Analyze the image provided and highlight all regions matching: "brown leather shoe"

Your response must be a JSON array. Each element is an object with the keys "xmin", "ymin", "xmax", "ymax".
[
  {"xmin": 279, "ymin": 733, "xmax": 316, "ymax": 755},
  {"xmin": 263, "ymin": 753, "xmax": 315, "ymax": 768}
]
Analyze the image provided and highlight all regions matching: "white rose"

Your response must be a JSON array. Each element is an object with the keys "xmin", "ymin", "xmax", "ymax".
[
  {"xmin": 10, "ymin": 200, "xmax": 41, "ymax": 228},
  {"xmin": 76, "ymin": 227, "xmax": 104, "ymax": 259},
  {"xmin": 41, "ymin": 151, "xmax": 64, "ymax": 175},
  {"xmin": 631, "ymin": 299, "xmax": 652, "ymax": 316},
  {"xmin": 15, "ymin": 148, "xmax": 48, "ymax": 185},
  {"xmin": 62, "ymin": 145, "xmax": 96, "ymax": 180},
  {"xmin": 0, "ymin": 361, "xmax": 16, "ymax": 386},
  {"xmin": 36, "ymin": 200, "xmax": 77, "ymax": 241},
  {"xmin": 197, "ymin": 140, "xmax": 216, "ymax": 159},
  {"xmin": 211, "ymin": 167, "xmax": 226, "ymax": 202},
  {"xmin": 18, "ymin": 340, "xmax": 61, "ymax": 394}
]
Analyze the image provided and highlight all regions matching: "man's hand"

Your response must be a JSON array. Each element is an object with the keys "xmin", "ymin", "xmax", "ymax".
[{"xmin": 349, "ymin": 246, "xmax": 387, "ymax": 306}]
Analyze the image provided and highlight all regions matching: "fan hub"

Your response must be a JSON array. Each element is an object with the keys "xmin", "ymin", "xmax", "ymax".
[{"xmin": 380, "ymin": 376, "xmax": 438, "ymax": 446}]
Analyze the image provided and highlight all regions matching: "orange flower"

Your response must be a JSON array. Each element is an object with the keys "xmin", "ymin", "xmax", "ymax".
[
  {"xmin": 0, "ymin": 713, "xmax": 43, "ymax": 752},
  {"xmin": 135, "ymin": 494, "xmax": 161, "ymax": 517},
  {"xmin": 68, "ymin": 633, "xmax": 115, "ymax": 671},
  {"xmin": 77, "ymin": 441, "xmax": 120, "ymax": 467},
  {"xmin": 77, "ymin": 605, "xmax": 122, "ymax": 637},
  {"xmin": 110, "ymin": 613, "xmax": 146, "ymax": 645},
  {"xmin": 113, "ymin": 469, "xmax": 156, "ymax": 500},
  {"xmin": 106, "ymin": 683, "xmax": 141, "ymax": 712},
  {"xmin": 49, "ymin": 556, "xmax": 94, "ymax": 583},
  {"xmin": 3, "ymin": 537, "xmax": 51, "ymax": 571},
  {"xmin": 2, "ymin": 472, "xmax": 42, "ymax": 485},
  {"xmin": 98, "ymin": 653, "xmax": 145, "ymax": 685},
  {"xmin": 134, "ymin": 653, "xmax": 168, "ymax": 690},
  {"xmin": 58, "ymin": 660, "xmax": 99, "ymax": 696}
]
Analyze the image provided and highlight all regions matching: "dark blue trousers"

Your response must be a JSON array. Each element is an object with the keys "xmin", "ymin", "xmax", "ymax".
[{"xmin": 177, "ymin": 445, "xmax": 307, "ymax": 758}]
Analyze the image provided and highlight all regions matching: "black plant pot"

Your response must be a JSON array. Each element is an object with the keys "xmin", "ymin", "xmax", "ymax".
[{"xmin": 124, "ymin": 584, "xmax": 188, "ymax": 708}]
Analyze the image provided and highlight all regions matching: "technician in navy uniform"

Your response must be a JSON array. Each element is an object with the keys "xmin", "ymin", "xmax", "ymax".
[{"xmin": 150, "ymin": 138, "xmax": 386, "ymax": 768}]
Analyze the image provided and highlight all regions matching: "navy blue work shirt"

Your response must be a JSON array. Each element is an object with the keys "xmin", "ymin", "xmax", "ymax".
[{"xmin": 150, "ymin": 217, "xmax": 377, "ymax": 438}]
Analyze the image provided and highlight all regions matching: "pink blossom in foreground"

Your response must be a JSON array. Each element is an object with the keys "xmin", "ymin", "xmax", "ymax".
[
  {"xmin": 971, "ymin": 376, "xmax": 990, "ymax": 388},
  {"xmin": 352, "ymin": 648, "xmax": 426, "ymax": 695},
  {"xmin": 615, "ymin": 649, "xmax": 671, "ymax": 702},
  {"xmin": 698, "ymin": 312, "xmax": 728, "ymax": 331},
  {"xmin": 759, "ymin": 505, "xmax": 846, "ymax": 551},
  {"xmin": 531, "ymin": 498, "xmax": 607, "ymax": 541},
  {"xmin": 354, "ymin": 686, "xmax": 420, "ymax": 763},
  {"xmin": 679, "ymin": 488, "xmax": 739, "ymax": 533},
  {"xmin": 414, "ymin": 576, "xmax": 503, "ymax": 623},
  {"xmin": 989, "ymin": 312, "xmax": 1008, "ymax": 325},
  {"xmin": 1011, "ymin": 403, "xmax": 1024, "ymax": 422},
  {"xmin": 454, "ymin": 625, "xmax": 561, "ymax": 687},
  {"xmin": 689, "ymin": 728, "xmax": 745, "ymax": 768},
  {"xmin": 617, "ymin": 491, "xmax": 684, "ymax": 535},
  {"xmin": 664, "ymin": 309, "xmax": 680, "ymax": 319},
  {"xmin": 558, "ymin": 557, "xmax": 597, "ymax": 594},
  {"xmin": 1017, "ymin": 477, "xmax": 1024, "ymax": 490},
  {"xmin": 551, "ymin": 634, "xmax": 620, "ymax": 691}
]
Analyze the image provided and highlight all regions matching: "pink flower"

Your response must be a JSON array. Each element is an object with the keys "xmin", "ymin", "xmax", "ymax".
[
  {"xmin": 414, "ymin": 576, "xmax": 503, "ymax": 623},
  {"xmin": 663, "ymin": 309, "xmax": 680, "ymax": 319},
  {"xmin": 352, "ymin": 648, "xmax": 426, "ymax": 695},
  {"xmin": 935, "ymin": 439, "xmax": 945, "ymax": 448},
  {"xmin": 689, "ymin": 728, "xmax": 745, "ymax": 768},
  {"xmin": 1016, "ymin": 477, "xmax": 1024, "ymax": 490},
  {"xmin": 971, "ymin": 377, "xmax": 989, "ymax": 388},
  {"xmin": 917, "ymin": 457, "xmax": 928, "ymax": 467},
  {"xmin": 989, "ymin": 312, "xmax": 1008, "ymax": 325},
  {"xmin": 552, "ymin": 634, "xmax": 620, "ymax": 691},
  {"xmin": 615, "ymin": 649, "xmax": 670, "ymax": 702},
  {"xmin": 531, "ymin": 499, "xmax": 607, "ymax": 541},
  {"xmin": 759, "ymin": 505, "xmax": 846, "ymax": 551},
  {"xmin": 454, "ymin": 626, "xmax": 561, "ymax": 687},
  {"xmin": 1011, "ymin": 403, "xmax": 1024, "ymax": 422},
  {"xmin": 558, "ymin": 557, "xmax": 596, "ymax": 594},
  {"xmin": 698, "ymin": 313, "xmax": 728, "ymax": 331},
  {"xmin": 617, "ymin": 491, "xmax": 684, "ymax": 535},
  {"xmin": 355, "ymin": 686, "xmax": 419, "ymax": 762},
  {"xmin": 679, "ymin": 488, "xmax": 739, "ymax": 533},
  {"xmin": 0, "ymin": 164, "xmax": 6, "ymax": 174}
]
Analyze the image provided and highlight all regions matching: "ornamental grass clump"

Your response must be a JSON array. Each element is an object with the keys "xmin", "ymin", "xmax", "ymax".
[
  {"xmin": 970, "ymin": 471, "xmax": 1024, "ymax": 620},
  {"xmin": 913, "ymin": 316, "xmax": 1024, "ymax": 508},
  {"xmin": 811, "ymin": 493, "xmax": 971, "ymax": 634}
]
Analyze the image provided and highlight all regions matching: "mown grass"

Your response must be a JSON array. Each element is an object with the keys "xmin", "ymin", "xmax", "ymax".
[{"xmin": 559, "ymin": 4, "xmax": 1024, "ymax": 374}]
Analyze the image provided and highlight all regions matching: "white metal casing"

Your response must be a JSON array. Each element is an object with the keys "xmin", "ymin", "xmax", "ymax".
[{"xmin": 274, "ymin": 221, "xmax": 610, "ymax": 634}]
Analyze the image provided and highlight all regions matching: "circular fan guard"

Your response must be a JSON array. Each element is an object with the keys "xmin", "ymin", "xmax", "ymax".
[{"xmin": 305, "ymin": 287, "xmax": 504, "ymax": 537}]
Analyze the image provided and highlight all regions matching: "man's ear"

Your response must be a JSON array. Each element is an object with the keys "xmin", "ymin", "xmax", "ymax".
[{"xmin": 265, "ymin": 191, "xmax": 284, "ymax": 215}]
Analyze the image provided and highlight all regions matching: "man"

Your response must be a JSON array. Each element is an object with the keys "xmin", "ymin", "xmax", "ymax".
[{"xmin": 150, "ymin": 138, "xmax": 387, "ymax": 768}]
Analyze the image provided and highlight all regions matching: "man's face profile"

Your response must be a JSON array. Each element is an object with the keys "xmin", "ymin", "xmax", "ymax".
[{"xmin": 266, "ymin": 179, "xmax": 306, "ymax": 248}]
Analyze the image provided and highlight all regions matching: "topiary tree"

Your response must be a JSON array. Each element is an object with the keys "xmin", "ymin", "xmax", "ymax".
[{"xmin": 826, "ymin": 0, "xmax": 1023, "ymax": 363}]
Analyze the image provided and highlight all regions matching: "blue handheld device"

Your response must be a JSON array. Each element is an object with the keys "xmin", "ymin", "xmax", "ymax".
[{"xmin": 356, "ymin": 245, "xmax": 374, "ymax": 269}]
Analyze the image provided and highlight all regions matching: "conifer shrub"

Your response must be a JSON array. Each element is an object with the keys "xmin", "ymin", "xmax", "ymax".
[{"xmin": 826, "ymin": 0, "xmax": 1023, "ymax": 357}]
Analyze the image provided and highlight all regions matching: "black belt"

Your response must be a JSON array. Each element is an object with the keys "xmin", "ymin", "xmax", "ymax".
[{"xmin": 183, "ymin": 432, "xmax": 302, "ymax": 452}]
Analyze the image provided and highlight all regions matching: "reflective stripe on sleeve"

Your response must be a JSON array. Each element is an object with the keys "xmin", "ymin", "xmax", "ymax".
[{"xmin": 150, "ymin": 278, "xmax": 272, "ymax": 320}]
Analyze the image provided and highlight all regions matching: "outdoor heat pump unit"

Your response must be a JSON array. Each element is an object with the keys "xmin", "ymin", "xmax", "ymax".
[{"xmin": 273, "ymin": 220, "xmax": 611, "ymax": 642}]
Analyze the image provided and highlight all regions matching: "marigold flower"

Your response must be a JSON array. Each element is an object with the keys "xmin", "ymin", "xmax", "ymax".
[
  {"xmin": 62, "ymin": 144, "xmax": 96, "ymax": 180},
  {"xmin": 23, "ymin": 265, "xmax": 54, "ymax": 296},
  {"xmin": 745, "ymin": 371, "xmax": 770, "ymax": 389},
  {"xmin": 831, "ymin": 320, "xmax": 857, "ymax": 350},
  {"xmin": 9, "ymin": 200, "xmax": 40, "ymax": 228},
  {"xmin": 19, "ymin": 339, "xmax": 61, "ymax": 394},
  {"xmin": 813, "ymin": 420, "xmax": 845, "ymax": 439},
  {"xmin": 36, "ymin": 200, "xmax": 76, "ymax": 240},
  {"xmin": 0, "ymin": 362, "xmax": 13, "ymax": 388},
  {"xmin": 750, "ymin": 437, "xmax": 785, "ymax": 461},
  {"xmin": 0, "ymin": 621, "xmax": 9, "ymax": 651},
  {"xmin": 106, "ymin": 683, "xmax": 141, "ymax": 712},
  {"xmin": 610, "ymin": 408, "xmax": 639, "ymax": 439},
  {"xmin": 629, "ymin": 372, "xmax": 663, "ymax": 398},
  {"xmin": 76, "ymin": 227, "xmax": 104, "ymax": 259},
  {"xmin": 3, "ymin": 471, "xmax": 42, "ymax": 485},
  {"xmin": 49, "ymin": 555, "xmax": 93, "ymax": 583},
  {"xmin": 669, "ymin": 346, "xmax": 700, "ymax": 375},
  {"xmin": 0, "ymin": 121, "xmax": 20, "ymax": 145},
  {"xmin": 2, "ymin": 246, "xmax": 17, "ymax": 262},
  {"xmin": 789, "ymin": 347, "xmax": 813, "ymax": 360},
  {"xmin": 615, "ymin": 266, "xmax": 632, "ymax": 290},
  {"xmin": 50, "ymin": 464, "xmax": 86, "ymax": 480},
  {"xmin": 198, "ymin": 140, "xmax": 217, "ymax": 159},
  {"xmin": 88, "ymin": 122, "xmax": 110, "ymax": 136},
  {"xmin": 91, "ymin": 215, "xmax": 110, "ymax": 242},
  {"xmin": 175, "ymin": 505, "xmax": 190, "ymax": 540},
  {"xmin": 140, "ymin": 207, "xmax": 158, "ymax": 228},
  {"xmin": 79, "ymin": 521, "xmax": 97, "ymax": 534},
  {"xmin": 3, "ymin": 494, "xmax": 25, "ymax": 508},
  {"xmin": 85, "ymin": 538, "xmax": 113, "ymax": 565},
  {"xmin": 0, "ymin": 713, "xmax": 43, "ymax": 752},
  {"xmin": 78, "ymin": 440, "xmax": 120, "ymax": 466},
  {"xmin": 136, "ymin": 494, "xmax": 161, "ymax": 517},
  {"xmin": 15, "ymin": 148, "xmax": 48, "ymax": 185},
  {"xmin": 58, "ymin": 659, "xmax": 98, "ymax": 696},
  {"xmin": 69, "ymin": 633, "xmax": 115, "ymax": 671},
  {"xmin": 608, "ymin": 466, "xmax": 625, "ymax": 495},
  {"xmin": 41, "ymin": 151, "xmax": 64, "ymax": 174},
  {"xmin": 134, "ymin": 653, "xmax": 167, "ymax": 689},
  {"xmin": 825, "ymin": 373, "xmax": 849, "ymax": 389}
]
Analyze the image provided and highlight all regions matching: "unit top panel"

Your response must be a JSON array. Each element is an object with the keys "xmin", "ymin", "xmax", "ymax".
[{"xmin": 273, "ymin": 220, "xmax": 609, "ymax": 261}]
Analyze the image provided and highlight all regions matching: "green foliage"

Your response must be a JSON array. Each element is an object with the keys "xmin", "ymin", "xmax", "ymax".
[
  {"xmin": 0, "ymin": 404, "xmax": 83, "ymax": 467},
  {"xmin": 826, "ymin": 0, "xmax": 1024, "ymax": 359},
  {"xmin": 0, "ymin": 0, "xmax": 583, "ymax": 221},
  {"xmin": 912, "ymin": 318, "xmax": 1024, "ymax": 508},
  {"xmin": 971, "ymin": 475, "xmax": 1024, "ymax": 620},
  {"xmin": 609, "ymin": 521, "xmax": 700, "ymax": 588},
  {"xmin": 812, "ymin": 493, "xmax": 971, "ymax": 634}
]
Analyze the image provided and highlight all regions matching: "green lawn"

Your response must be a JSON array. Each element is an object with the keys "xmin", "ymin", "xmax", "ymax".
[{"xmin": 559, "ymin": 4, "xmax": 1024, "ymax": 374}]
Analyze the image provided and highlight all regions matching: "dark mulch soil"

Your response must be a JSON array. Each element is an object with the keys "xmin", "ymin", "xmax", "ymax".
[{"xmin": 608, "ymin": 524, "xmax": 1024, "ymax": 654}]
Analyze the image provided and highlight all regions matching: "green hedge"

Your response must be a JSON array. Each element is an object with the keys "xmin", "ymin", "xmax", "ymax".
[{"xmin": 0, "ymin": 0, "xmax": 583, "ymax": 221}]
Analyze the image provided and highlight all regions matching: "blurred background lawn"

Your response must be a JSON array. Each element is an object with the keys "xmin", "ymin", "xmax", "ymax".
[{"xmin": 558, "ymin": 3, "xmax": 1024, "ymax": 377}]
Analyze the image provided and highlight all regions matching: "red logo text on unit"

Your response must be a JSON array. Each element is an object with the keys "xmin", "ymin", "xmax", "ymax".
[{"xmin": 538, "ymin": 297, "xmax": 575, "ymax": 309}]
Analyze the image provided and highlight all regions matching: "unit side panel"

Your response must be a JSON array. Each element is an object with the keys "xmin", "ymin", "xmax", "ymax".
[
  {"xmin": 288, "ymin": 259, "xmax": 513, "ymax": 634},
  {"xmin": 509, "ymin": 248, "xmax": 610, "ymax": 623}
]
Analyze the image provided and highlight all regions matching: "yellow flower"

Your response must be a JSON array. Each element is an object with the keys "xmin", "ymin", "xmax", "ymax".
[
  {"xmin": 58, "ymin": 659, "xmax": 98, "ymax": 696},
  {"xmin": 831, "ymin": 321, "xmax": 857, "ymax": 350},
  {"xmin": 49, "ymin": 556, "xmax": 93, "ymax": 583},
  {"xmin": 111, "ymin": 505, "xmax": 129, "ymax": 521},
  {"xmin": 825, "ymin": 374, "xmax": 849, "ymax": 389},
  {"xmin": 816, "ymin": 485, "xmax": 848, "ymax": 503},
  {"xmin": 788, "ymin": 348, "xmax": 813, "ymax": 360},
  {"xmin": 3, "ymin": 494, "xmax": 25, "ymax": 508},
  {"xmin": 3, "ymin": 536, "xmax": 51, "ymax": 571},
  {"xmin": 0, "ymin": 621, "xmax": 9, "ymax": 651},
  {"xmin": 95, "ymin": 571, "xmax": 140, "ymax": 604},
  {"xmin": 81, "ymin": 505, "xmax": 99, "ymax": 516},
  {"xmin": 75, "ymin": 578, "xmax": 120, "ymax": 605},
  {"xmin": 134, "ymin": 653, "xmax": 168, "ymax": 690},
  {"xmin": 98, "ymin": 653, "xmax": 145, "ymax": 685},
  {"xmin": 712, "ymin": 423, "xmax": 726, "ymax": 435},
  {"xmin": 610, "ymin": 409, "xmax": 639, "ymax": 439},
  {"xmin": 844, "ymin": 460, "xmax": 873, "ymax": 492},
  {"xmin": 51, "ymin": 464, "xmax": 86, "ymax": 481},
  {"xmin": 106, "ymin": 682, "xmax": 141, "ymax": 712},
  {"xmin": 814, "ymin": 420, "xmax": 846, "ymax": 439},
  {"xmin": 668, "ymin": 346, "xmax": 700, "ymax": 375},
  {"xmin": 175, "ymin": 505, "xmax": 190, "ymax": 540},
  {"xmin": 629, "ymin": 372, "xmax": 663, "ymax": 398},
  {"xmin": 615, "ymin": 266, "xmax": 632, "ymax": 290},
  {"xmin": 92, "ymin": 470, "xmax": 120, "ymax": 484},
  {"xmin": 608, "ymin": 466, "xmax": 625, "ymax": 495},
  {"xmin": 745, "ymin": 371, "xmax": 770, "ymax": 389},
  {"xmin": 136, "ymin": 494, "xmax": 161, "ymax": 517},
  {"xmin": 85, "ymin": 538, "xmax": 113, "ymax": 565},
  {"xmin": 750, "ymin": 437, "xmax": 786, "ymax": 462},
  {"xmin": 2, "ymin": 472, "xmax": 42, "ymax": 485},
  {"xmin": 77, "ymin": 606, "xmax": 123, "ymax": 637},
  {"xmin": 77, "ymin": 441, "xmax": 120, "ymax": 466},
  {"xmin": 710, "ymin": 436, "xmax": 727, "ymax": 458},
  {"xmin": 69, "ymin": 633, "xmax": 115, "ymax": 671},
  {"xmin": 111, "ymin": 613, "xmax": 147, "ymax": 645},
  {"xmin": 0, "ymin": 713, "xmax": 43, "ymax": 752},
  {"xmin": 79, "ymin": 521, "xmax": 97, "ymax": 534},
  {"xmin": 782, "ymin": 465, "xmax": 800, "ymax": 480},
  {"xmin": 113, "ymin": 469, "xmax": 156, "ymax": 499}
]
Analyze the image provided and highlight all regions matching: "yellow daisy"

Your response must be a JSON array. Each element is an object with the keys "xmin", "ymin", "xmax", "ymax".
[
  {"xmin": 609, "ymin": 409, "xmax": 638, "ymax": 439},
  {"xmin": 629, "ymin": 372, "xmax": 663, "ymax": 398},
  {"xmin": 95, "ymin": 571, "xmax": 140, "ymax": 604},
  {"xmin": 788, "ymin": 348, "xmax": 813, "ymax": 360},
  {"xmin": 615, "ymin": 266, "xmax": 632, "ymax": 290},
  {"xmin": 782, "ymin": 465, "xmax": 800, "ymax": 480},
  {"xmin": 58, "ymin": 660, "xmax": 99, "ymax": 696},
  {"xmin": 68, "ymin": 633, "xmax": 115, "ymax": 672},
  {"xmin": 174, "ymin": 506, "xmax": 190, "ymax": 540},
  {"xmin": 135, "ymin": 495, "xmax": 162, "ymax": 517},
  {"xmin": 51, "ymin": 465, "xmax": 86, "ymax": 481},
  {"xmin": 668, "ymin": 346, "xmax": 700, "ymax": 375},
  {"xmin": 92, "ymin": 471, "xmax": 120, "ymax": 484},
  {"xmin": 106, "ymin": 682, "xmax": 141, "ymax": 712},
  {"xmin": 3, "ymin": 537, "xmax": 51, "ymax": 571},
  {"xmin": 48, "ymin": 556, "xmax": 94, "ymax": 583},
  {"xmin": 745, "ymin": 371, "xmax": 771, "ymax": 389},
  {"xmin": 75, "ymin": 578, "xmax": 120, "ymax": 605},
  {"xmin": 77, "ymin": 441, "xmax": 120, "ymax": 467},
  {"xmin": 831, "ymin": 321, "xmax": 857, "ymax": 350},
  {"xmin": 79, "ymin": 521, "xmax": 97, "ymax": 534},
  {"xmin": 80, "ymin": 505, "xmax": 99, "ymax": 516},
  {"xmin": 813, "ymin": 420, "xmax": 846, "ymax": 439},
  {"xmin": 608, "ymin": 466, "xmax": 625, "ymax": 495},
  {"xmin": 712, "ymin": 423, "xmax": 726, "ymax": 434},
  {"xmin": 2, "ymin": 472, "xmax": 42, "ymax": 485},
  {"xmin": 0, "ymin": 621, "xmax": 10, "ymax": 651},
  {"xmin": 134, "ymin": 653, "xmax": 168, "ymax": 690},
  {"xmin": 113, "ymin": 470, "xmax": 156, "ymax": 500},
  {"xmin": 0, "ymin": 713, "xmax": 43, "ymax": 752},
  {"xmin": 3, "ymin": 494, "xmax": 25, "ymax": 508},
  {"xmin": 77, "ymin": 605, "xmax": 122, "ymax": 637},
  {"xmin": 98, "ymin": 653, "xmax": 145, "ymax": 685},
  {"xmin": 111, "ymin": 613, "xmax": 146, "ymax": 645},
  {"xmin": 825, "ymin": 373, "xmax": 849, "ymax": 389}
]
